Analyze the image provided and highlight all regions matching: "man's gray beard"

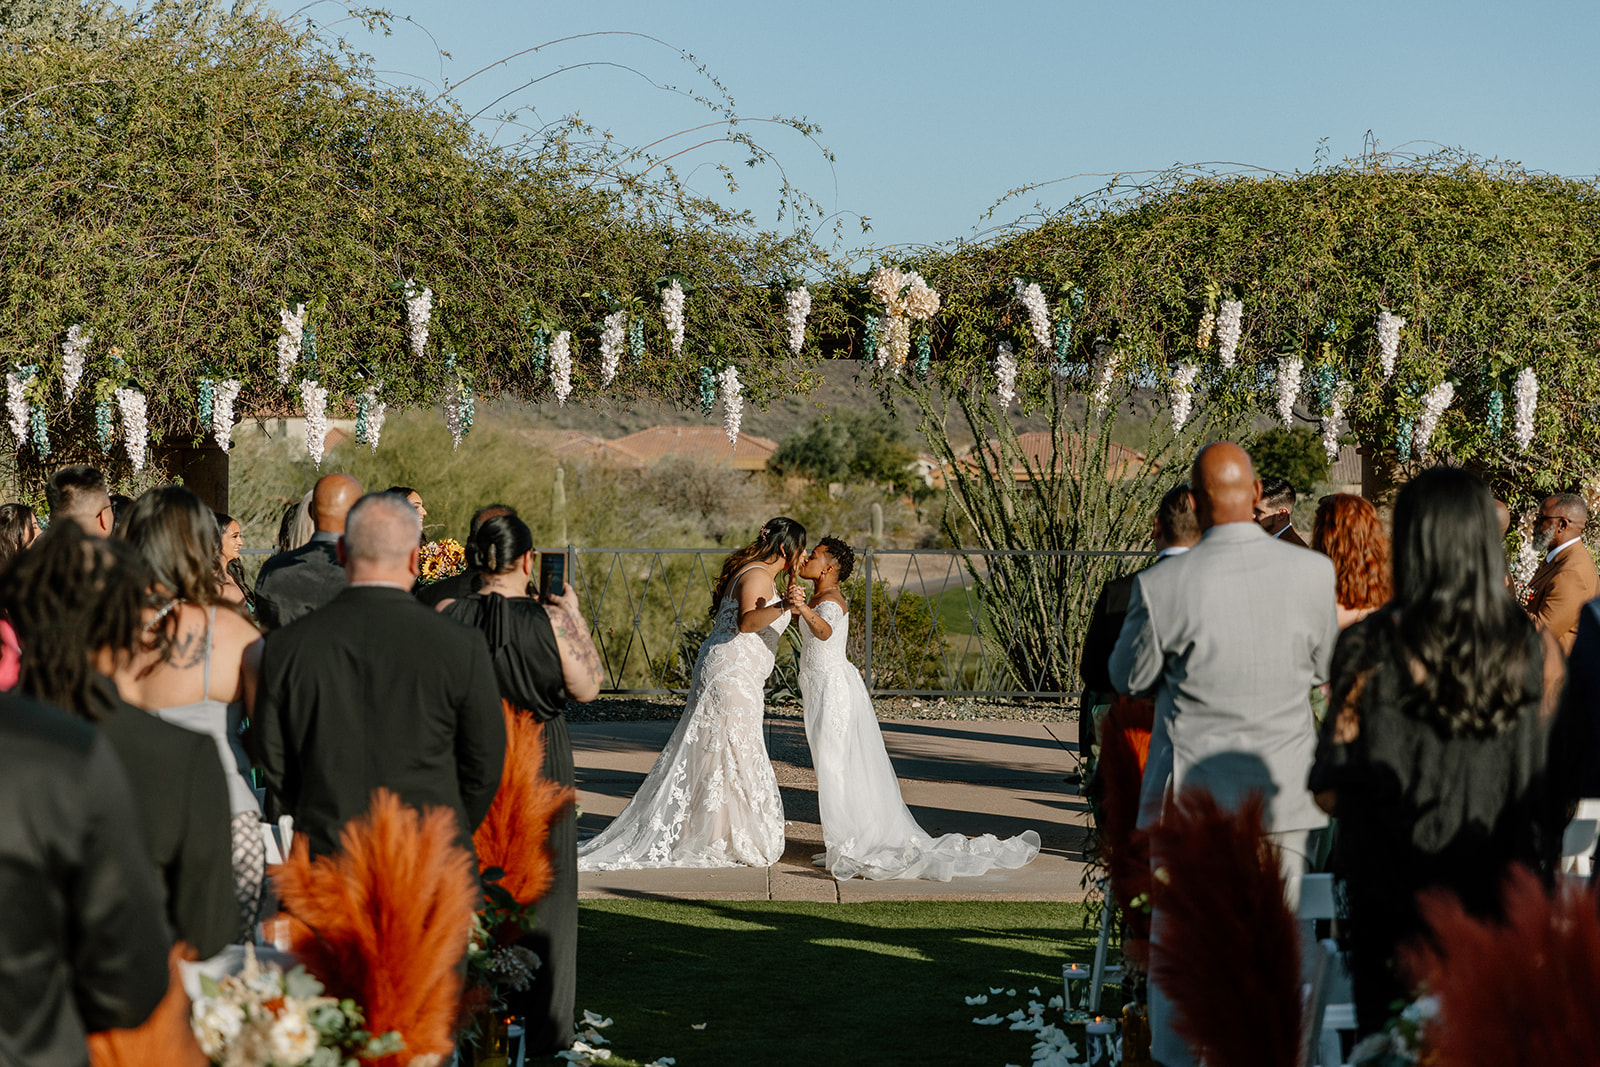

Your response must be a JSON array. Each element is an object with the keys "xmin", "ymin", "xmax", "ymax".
[{"xmin": 1532, "ymin": 527, "xmax": 1554, "ymax": 553}]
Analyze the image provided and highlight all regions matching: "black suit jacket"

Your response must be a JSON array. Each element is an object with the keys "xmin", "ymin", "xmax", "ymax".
[
  {"xmin": 1080, "ymin": 570, "xmax": 1140, "ymax": 699},
  {"xmin": 255, "ymin": 585, "xmax": 507, "ymax": 857},
  {"xmin": 1277, "ymin": 524, "xmax": 1309, "ymax": 549},
  {"xmin": 0, "ymin": 695, "xmax": 170, "ymax": 1066},
  {"xmin": 254, "ymin": 536, "xmax": 346, "ymax": 630},
  {"xmin": 94, "ymin": 684, "xmax": 236, "ymax": 958}
]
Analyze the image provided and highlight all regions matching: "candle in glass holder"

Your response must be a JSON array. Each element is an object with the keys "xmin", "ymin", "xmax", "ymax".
[
  {"xmin": 1086, "ymin": 1015, "xmax": 1118, "ymax": 1067},
  {"xmin": 1062, "ymin": 963, "xmax": 1090, "ymax": 1008}
]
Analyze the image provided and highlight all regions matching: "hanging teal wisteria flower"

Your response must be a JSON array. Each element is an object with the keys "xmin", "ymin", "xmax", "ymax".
[
  {"xmin": 629, "ymin": 317, "xmax": 645, "ymax": 362},
  {"xmin": 198, "ymin": 377, "xmax": 215, "ymax": 424},
  {"xmin": 29, "ymin": 405, "xmax": 49, "ymax": 458},
  {"xmin": 1053, "ymin": 317, "xmax": 1072, "ymax": 362},
  {"xmin": 1308, "ymin": 364, "xmax": 1336, "ymax": 412},
  {"xmin": 914, "ymin": 330, "xmax": 931, "ymax": 379},
  {"xmin": 1487, "ymin": 389, "xmax": 1505, "ymax": 438},
  {"xmin": 698, "ymin": 365, "xmax": 716, "ymax": 416},
  {"xmin": 301, "ymin": 323, "xmax": 317, "ymax": 371},
  {"xmin": 95, "ymin": 400, "xmax": 114, "ymax": 452},
  {"xmin": 531, "ymin": 327, "xmax": 549, "ymax": 375},
  {"xmin": 863, "ymin": 315, "xmax": 882, "ymax": 365},
  {"xmin": 1397, "ymin": 416, "xmax": 1415, "ymax": 462}
]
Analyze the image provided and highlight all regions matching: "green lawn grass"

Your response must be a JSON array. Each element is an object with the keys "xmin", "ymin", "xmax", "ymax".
[{"xmin": 566, "ymin": 900, "xmax": 1098, "ymax": 1066}]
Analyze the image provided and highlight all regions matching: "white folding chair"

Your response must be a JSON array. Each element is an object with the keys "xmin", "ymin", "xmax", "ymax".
[
  {"xmin": 1560, "ymin": 799, "xmax": 1600, "ymax": 877},
  {"xmin": 1297, "ymin": 873, "xmax": 1356, "ymax": 1067},
  {"xmin": 1087, "ymin": 877, "xmax": 1124, "ymax": 1012},
  {"xmin": 260, "ymin": 815, "xmax": 296, "ymax": 866}
]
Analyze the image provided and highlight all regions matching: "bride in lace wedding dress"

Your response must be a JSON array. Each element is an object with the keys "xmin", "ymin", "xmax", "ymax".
[
  {"xmin": 577, "ymin": 518, "xmax": 806, "ymax": 870},
  {"xmin": 789, "ymin": 538, "xmax": 1041, "ymax": 881}
]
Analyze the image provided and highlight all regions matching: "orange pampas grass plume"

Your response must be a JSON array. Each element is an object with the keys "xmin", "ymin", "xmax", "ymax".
[
  {"xmin": 88, "ymin": 944, "xmax": 206, "ymax": 1067},
  {"xmin": 273, "ymin": 789, "xmax": 479, "ymax": 1066},
  {"xmin": 1402, "ymin": 866, "xmax": 1600, "ymax": 1066},
  {"xmin": 1149, "ymin": 787, "xmax": 1302, "ymax": 1067},
  {"xmin": 1097, "ymin": 694, "xmax": 1155, "ymax": 970},
  {"xmin": 475, "ymin": 701, "xmax": 576, "ymax": 905}
]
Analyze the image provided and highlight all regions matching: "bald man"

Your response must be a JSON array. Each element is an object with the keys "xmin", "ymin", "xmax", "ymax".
[
  {"xmin": 1109, "ymin": 442, "xmax": 1337, "ymax": 1067},
  {"xmin": 252, "ymin": 492, "xmax": 505, "ymax": 856},
  {"xmin": 253, "ymin": 473, "xmax": 363, "ymax": 629}
]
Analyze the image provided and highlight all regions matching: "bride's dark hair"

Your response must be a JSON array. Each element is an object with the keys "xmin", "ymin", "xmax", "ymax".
[{"xmin": 709, "ymin": 517, "xmax": 807, "ymax": 616}]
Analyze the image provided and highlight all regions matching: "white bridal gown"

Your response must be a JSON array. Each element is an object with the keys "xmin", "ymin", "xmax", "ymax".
[
  {"xmin": 799, "ymin": 600, "xmax": 1041, "ymax": 881},
  {"xmin": 578, "ymin": 566, "xmax": 790, "ymax": 870}
]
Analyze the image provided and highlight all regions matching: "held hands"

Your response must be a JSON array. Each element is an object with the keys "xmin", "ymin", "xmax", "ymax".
[{"xmin": 783, "ymin": 582, "xmax": 808, "ymax": 615}]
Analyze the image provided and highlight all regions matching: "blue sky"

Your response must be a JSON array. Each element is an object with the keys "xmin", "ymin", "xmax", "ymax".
[{"xmin": 317, "ymin": 0, "xmax": 1600, "ymax": 252}]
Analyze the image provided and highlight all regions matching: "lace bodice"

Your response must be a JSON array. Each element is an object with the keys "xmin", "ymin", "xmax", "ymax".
[
  {"xmin": 798, "ymin": 600, "xmax": 849, "ymax": 671},
  {"xmin": 710, "ymin": 570, "xmax": 792, "ymax": 656}
]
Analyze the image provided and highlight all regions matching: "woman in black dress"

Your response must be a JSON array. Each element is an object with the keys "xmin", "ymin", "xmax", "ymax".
[
  {"xmin": 1309, "ymin": 467, "xmax": 1565, "ymax": 1036},
  {"xmin": 440, "ymin": 514, "xmax": 603, "ymax": 1055}
]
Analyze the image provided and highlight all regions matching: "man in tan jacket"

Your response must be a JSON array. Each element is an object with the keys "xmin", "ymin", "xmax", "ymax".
[{"xmin": 1526, "ymin": 493, "xmax": 1599, "ymax": 653}]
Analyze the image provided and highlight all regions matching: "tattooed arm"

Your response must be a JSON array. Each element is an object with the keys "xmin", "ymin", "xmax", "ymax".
[{"xmin": 545, "ymin": 582, "xmax": 604, "ymax": 703}]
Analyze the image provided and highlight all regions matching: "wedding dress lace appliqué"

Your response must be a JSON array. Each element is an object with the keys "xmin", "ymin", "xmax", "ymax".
[
  {"xmin": 799, "ymin": 600, "xmax": 1040, "ymax": 881},
  {"xmin": 577, "ymin": 570, "xmax": 789, "ymax": 870}
]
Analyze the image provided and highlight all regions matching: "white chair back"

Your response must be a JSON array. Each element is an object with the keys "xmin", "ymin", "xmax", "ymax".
[{"xmin": 1560, "ymin": 799, "xmax": 1600, "ymax": 877}]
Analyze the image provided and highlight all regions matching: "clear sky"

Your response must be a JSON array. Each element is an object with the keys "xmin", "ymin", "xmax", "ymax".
[{"xmin": 318, "ymin": 0, "xmax": 1600, "ymax": 252}]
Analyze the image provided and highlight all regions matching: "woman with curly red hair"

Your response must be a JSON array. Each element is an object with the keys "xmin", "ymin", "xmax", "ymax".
[{"xmin": 1312, "ymin": 493, "xmax": 1392, "ymax": 630}]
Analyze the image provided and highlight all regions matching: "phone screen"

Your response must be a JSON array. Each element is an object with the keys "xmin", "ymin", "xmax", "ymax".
[{"xmin": 539, "ymin": 553, "xmax": 566, "ymax": 599}]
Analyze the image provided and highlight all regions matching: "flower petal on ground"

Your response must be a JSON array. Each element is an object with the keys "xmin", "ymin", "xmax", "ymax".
[{"xmin": 964, "ymin": 994, "xmax": 989, "ymax": 1005}]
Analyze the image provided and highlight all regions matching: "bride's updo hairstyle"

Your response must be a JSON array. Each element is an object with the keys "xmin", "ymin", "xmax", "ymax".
[
  {"xmin": 709, "ymin": 517, "xmax": 807, "ymax": 616},
  {"xmin": 468, "ymin": 513, "xmax": 535, "ymax": 576}
]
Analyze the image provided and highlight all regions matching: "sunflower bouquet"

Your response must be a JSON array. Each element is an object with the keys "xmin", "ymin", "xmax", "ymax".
[{"xmin": 418, "ymin": 538, "xmax": 466, "ymax": 583}]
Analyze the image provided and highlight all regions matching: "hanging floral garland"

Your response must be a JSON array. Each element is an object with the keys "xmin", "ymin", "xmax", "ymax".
[
  {"xmin": 355, "ymin": 385, "xmax": 385, "ymax": 453},
  {"xmin": 1486, "ymin": 389, "xmax": 1505, "ymax": 438},
  {"xmin": 1195, "ymin": 284, "xmax": 1220, "ymax": 350},
  {"xmin": 994, "ymin": 341, "xmax": 1018, "ymax": 410},
  {"xmin": 698, "ymin": 365, "xmax": 717, "ymax": 416},
  {"xmin": 660, "ymin": 277, "xmax": 686, "ymax": 356},
  {"xmin": 599, "ymin": 310, "xmax": 627, "ymax": 387},
  {"xmin": 1013, "ymin": 278, "xmax": 1052, "ymax": 353},
  {"xmin": 276, "ymin": 303, "xmax": 306, "ymax": 385},
  {"xmin": 1276, "ymin": 354, "xmax": 1302, "ymax": 428},
  {"xmin": 784, "ymin": 284, "xmax": 812, "ymax": 354},
  {"xmin": 1413, "ymin": 381, "xmax": 1454, "ymax": 458},
  {"xmin": 1169, "ymin": 363, "xmax": 1199, "ymax": 430},
  {"xmin": 550, "ymin": 331, "xmax": 573, "ymax": 406},
  {"xmin": 92, "ymin": 353, "xmax": 123, "ymax": 454},
  {"xmin": 1376, "ymin": 309, "xmax": 1405, "ymax": 379},
  {"xmin": 718, "ymin": 365, "xmax": 743, "ymax": 446},
  {"xmin": 531, "ymin": 327, "xmax": 549, "ymax": 376},
  {"xmin": 1090, "ymin": 340, "xmax": 1119, "ymax": 417},
  {"xmin": 114, "ymin": 384, "xmax": 149, "ymax": 471},
  {"xmin": 404, "ymin": 280, "xmax": 433, "ymax": 361},
  {"xmin": 868, "ymin": 267, "xmax": 940, "ymax": 371},
  {"xmin": 61, "ymin": 324, "xmax": 90, "ymax": 404},
  {"xmin": 5, "ymin": 366, "xmax": 31, "ymax": 447},
  {"xmin": 628, "ymin": 316, "xmax": 646, "ymax": 363},
  {"xmin": 197, "ymin": 376, "xmax": 215, "ymax": 426},
  {"xmin": 442, "ymin": 353, "xmax": 475, "ymax": 450},
  {"xmin": 1323, "ymin": 381, "xmax": 1351, "ymax": 462},
  {"xmin": 1215, "ymin": 299, "xmax": 1243, "ymax": 368},
  {"xmin": 862, "ymin": 315, "xmax": 882, "ymax": 365},
  {"xmin": 213, "ymin": 379, "xmax": 242, "ymax": 453},
  {"xmin": 300, "ymin": 378, "xmax": 329, "ymax": 468},
  {"xmin": 913, "ymin": 330, "xmax": 932, "ymax": 380},
  {"xmin": 1513, "ymin": 367, "xmax": 1538, "ymax": 450}
]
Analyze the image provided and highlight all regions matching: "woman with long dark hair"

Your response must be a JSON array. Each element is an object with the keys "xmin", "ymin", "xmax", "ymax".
[
  {"xmin": 579, "ymin": 517, "xmax": 806, "ymax": 870},
  {"xmin": 214, "ymin": 511, "xmax": 255, "ymax": 612},
  {"xmin": 121, "ymin": 486, "xmax": 267, "ymax": 942},
  {"xmin": 1309, "ymin": 467, "xmax": 1564, "ymax": 1036},
  {"xmin": 440, "ymin": 514, "xmax": 602, "ymax": 1055}
]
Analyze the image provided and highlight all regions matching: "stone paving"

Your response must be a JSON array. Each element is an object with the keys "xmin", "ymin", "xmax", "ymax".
[{"xmin": 573, "ymin": 715, "xmax": 1093, "ymax": 902}]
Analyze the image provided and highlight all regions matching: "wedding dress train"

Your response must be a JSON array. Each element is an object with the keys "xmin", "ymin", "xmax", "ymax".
[
  {"xmin": 577, "ymin": 567, "xmax": 789, "ymax": 870},
  {"xmin": 799, "ymin": 600, "xmax": 1041, "ymax": 881}
]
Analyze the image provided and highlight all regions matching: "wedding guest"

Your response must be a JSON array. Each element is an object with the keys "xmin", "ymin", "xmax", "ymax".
[
  {"xmin": 46, "ymin": 464, "xmax": 114, "ymax": 538},
  {"xmin": 253, "ymin": 492, "xmax": 505, "ymax": 856},
  {"xmin": 121, "ymin": 486, "xmax": 267, "ymax": 942},
  {"xmin": 214, "ymin": 511, "xmax": 255, "ymax": 612},
  {"xmin": 273, "ymin": 491, "xmax": 314, "ymax": 555},
  {"xmin": 385, "ymin": 485, "xmax": 427, "ymax": 522},
  {"xmin": 254, "ymin": 474, "xmax": 360, "ymax": 629},
  {"xmin": 1110, "ymin": 442, "xmax": 1337, "ymax": 1067},
  {"xmin": 1, "ymin": 523, "xmax": 236, "ymax": 957},
  {"xmin": 1311, "ymin": 493, "xmax": 1392, "ymax": 630},
  {"xmin": 1310, "ymin": 467, "xmax": 1564, "ymax": 1036},
  {"xmin": 0, "ymin": 689, "xmax": 172, "ymax": 1062},
  {"xmin": 441, "ymin": 514, "xmax": 603, "ymax": 1055},
  {"xmin": 0, "ymin": 501, "xmax": 40, "ymax": 564},
  {"xmin": 1079, "ymin": 484, "xmax": 1199, "ymax": 758},
  {"xmin": 1253, "ymin": 476, "xmax": 1308, "ymax": 547},
  {"xmin": 108, "ymin": 492, "xmax": 134, "ymax": 537},
  {"xmin": 416, "ymin": 503, "xmax": 517, "ymax": 608},
  {"xmin": 1525, "ymin": 492, "xmax": 1598, "ymax": 652}
]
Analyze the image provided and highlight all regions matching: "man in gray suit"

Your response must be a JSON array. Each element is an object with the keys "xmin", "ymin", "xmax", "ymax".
[{"xmin": 1110, "ymin": 441, "xmax": 1337, "ymax": 1067}]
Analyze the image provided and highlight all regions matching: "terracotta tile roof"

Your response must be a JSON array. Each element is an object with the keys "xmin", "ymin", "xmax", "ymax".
[
  {"xmin": 608, "ymin": 426, "xmax": 779, "ymax": 471},
  {"xmin": 519, "ymin": 429, "xmax": 647, "ymax": 468}
]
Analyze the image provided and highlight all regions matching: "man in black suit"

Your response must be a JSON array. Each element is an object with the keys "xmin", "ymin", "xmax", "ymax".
[
  {"xmin": 0, "ymin": 694, "xmax": 172, "ymax": 1065},
  {"xmin": 1078, "ymin": 483, "xmax": 1200, "ymax": 758},
  {"xmin": 253, "ymin": 491, "xmax": 506, "ymax": 857},
  {"xmin": 254, "ymin": 473, "xmax": 362, "ymax": 629},
  {"xmin": 1253, "ymin": 476, "xmax": 1308, "ymax": 547}
]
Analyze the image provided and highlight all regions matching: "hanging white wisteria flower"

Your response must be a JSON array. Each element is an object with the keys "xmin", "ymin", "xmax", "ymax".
[
  {"xmin": 299, "ymin": 378, "xmax": 328, "ymax": 468},
  {"xmin": 1090, "ymin": 343, "xmax": 1120, "ymax": 417},
  {"xmin": 1276, "ymin": 355, "xmax": 1303, "ymax": 428},
  {"xmin": 1412, "ymin": 381, "xmax": 1454, "ymax": 458},
  {"xmin": 5, "ymin": 369, "xmax": 29, "ymax": 447},
  {"xmin": 1323, "ymin": 381, "xmax": 1351, "ymax": 463},
  {"xmin": 599, "ymin": 310, "xmax": 626, "ymax": 387},
  {"xmin": 1215, "ymin": 299, "xmax": 1243, "ymax": 368},
  {"xmin": 1169, "ymin": 363, "xmax": 1199, "ymax": 430},
  {"xmin": 883, "ymin": 315, "xmax": 912, "ymax": 371},
  {"xmin": 404, "ymin": 280, "xmax": 433, "ymax": 361},
  {"xmin": 550, "ymin": 331, "xmax": 573, "ymax": 405},
  {"xmin": 275, "ymin": 303, "xmax": 306, "ymax": 385},
  {"xmin": 1013, "ymin": 279, "xmax": 1052, "ymax": 353},
  {"xmin": 114, "ymin": 386, "xmax": 148, "ymax": 471},
  {"xmin": 1513, "ymin": 366, "xmax": 1538, "ymax": 450},
  {"xmin": 994, "ymin": 341, "xmax": 1018, "ymax": 410},
  {"xmin": 61, "ymin": 324, "xmax": 91, "ymax": 404},
  {"xmin": 718, "ymin": 364, "xmax": 743, "ymax": 446},
  {"xmin": 1512, "ymin": 531, "xmax": 1540, "ymax": 596},
  {"xmin": 660, "ymin": 279, "xmax": 686, "ymax": 355},
  {"xmin": 212, "ymin": 379, "xmax": 242, "ymax": 453},
  {"xmin": 1376, "ymin": 309, "xmax": 1405, "ymax": 379},
  {"xmin": 784, "ymin": 285, "xmax": 812, "ymax": 354},
  {"xmin": 355, "ymin": 384, "xmax": 386, "ymax": 453},
  {"xmin": 1196, "ymin": 305, "xmax": 1216, "ymax": 350}
]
